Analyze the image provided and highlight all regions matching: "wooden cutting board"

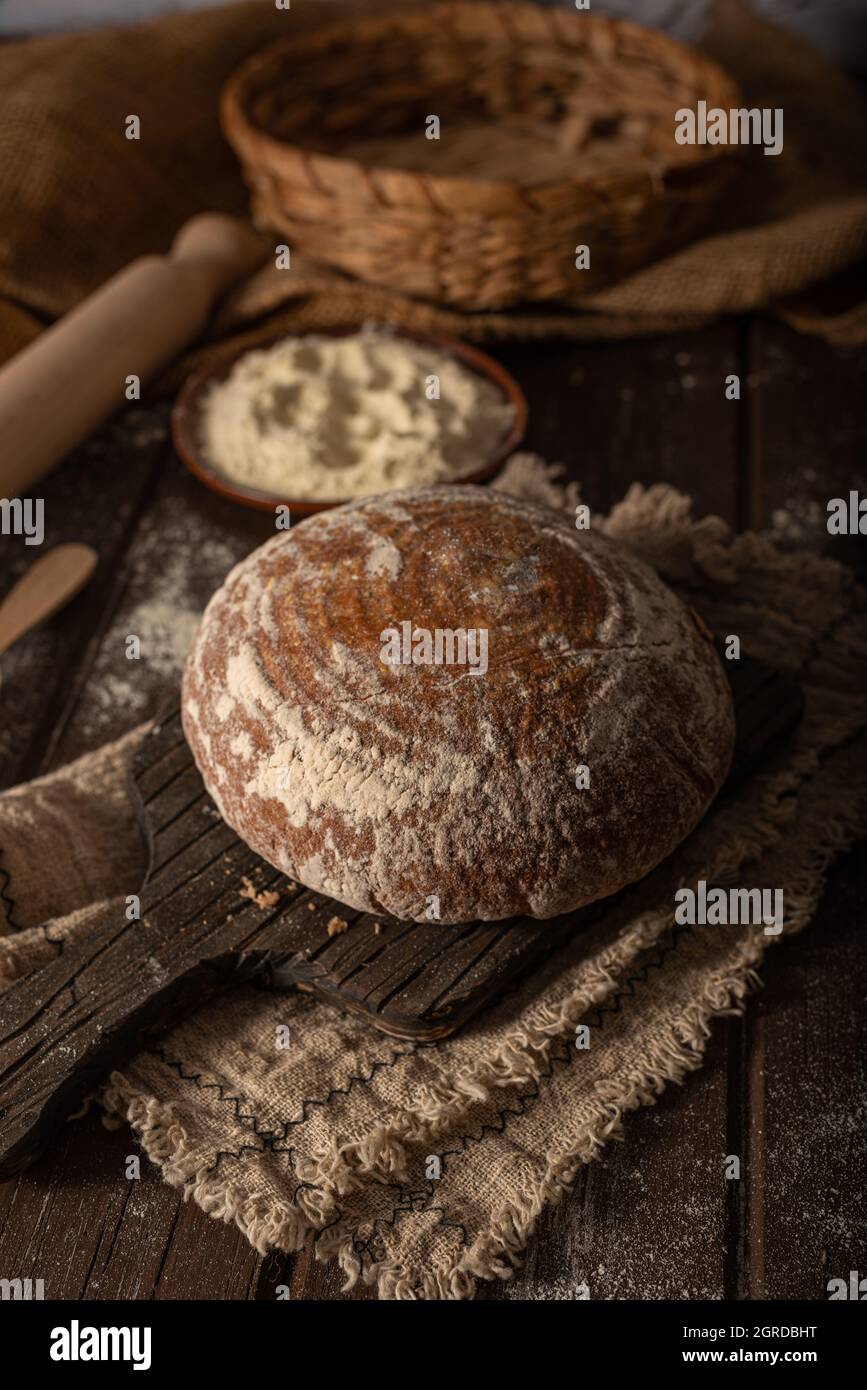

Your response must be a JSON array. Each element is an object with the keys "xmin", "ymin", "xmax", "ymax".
[{"xmin": 0, "ymin": 646, "xmax": 802, "ymax": 1179}]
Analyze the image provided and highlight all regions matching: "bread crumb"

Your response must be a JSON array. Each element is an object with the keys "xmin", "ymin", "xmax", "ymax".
[
  {"xmin": 373, "ymin": 923, "xmax": 383, "ymax": 935},
  {"xmin": 240, "ymin": 875, "xmax": 281, "ymax": 910},
  {"xmin": 306, "ymin": 901, "xmax": 317, "ymax": 911},
  {"xmin": 327, "ymin": 915, "xmax": 349, "ymax": 937}
]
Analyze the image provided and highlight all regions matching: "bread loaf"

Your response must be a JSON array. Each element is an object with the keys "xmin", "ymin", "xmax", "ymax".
[{"xmin": 182, "ymin": 485, "xmax": 735, "ymax": 924}]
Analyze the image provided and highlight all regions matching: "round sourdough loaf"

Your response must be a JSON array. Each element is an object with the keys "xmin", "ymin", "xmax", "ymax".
[{"xmin": 182, "ymin": 485, "xmax": 735, "ymax": 924}]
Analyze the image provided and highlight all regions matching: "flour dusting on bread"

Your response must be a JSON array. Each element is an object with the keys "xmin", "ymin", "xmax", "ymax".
[{"xmin": 182, "ymin": 485, "xmax": 734, "ymax": 923}]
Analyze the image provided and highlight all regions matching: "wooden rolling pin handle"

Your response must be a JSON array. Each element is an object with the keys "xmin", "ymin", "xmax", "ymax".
[{"xmin": 0, "ymin": 213, "xmax": 268, "ymax": 500}]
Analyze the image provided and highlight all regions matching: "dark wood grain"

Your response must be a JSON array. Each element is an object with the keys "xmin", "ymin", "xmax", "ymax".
[
  {"xmin": 736, "ymin": 318, "xmax": 867, "ymax": 1300},
  {"xmin": 745, "ymin": 846, "xmax": 867, "ymax": 1300},
  {"xmin": 0, "ymin": 409, "xmax": 168, "ymax": 791},
  {"xmin": 0, "ymin": 1106, "xmax": 263, "ymax": 1300},
  {"xmin": 0, "ymin": 321, "xmax": 863, "ymax": 1300}
]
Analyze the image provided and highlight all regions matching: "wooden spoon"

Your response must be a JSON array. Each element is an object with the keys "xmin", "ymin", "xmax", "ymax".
[{"xmin": 0, "ymin": 544, "xmax": 98, "ymax": 657}]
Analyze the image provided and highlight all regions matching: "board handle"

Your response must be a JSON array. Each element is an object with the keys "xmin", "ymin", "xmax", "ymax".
[
  {"xmin": 0, "ymin": 894, "xmax": 303, "ymax": 1180},
  {"xmin": 0, "ymin": 213, "xmax": 268, "ymax": 500}
]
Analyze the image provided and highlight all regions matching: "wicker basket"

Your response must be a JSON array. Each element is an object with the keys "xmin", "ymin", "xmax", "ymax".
[{"xmin": 221, "ymin": 2, "xmax": 741, "ymax": 311}]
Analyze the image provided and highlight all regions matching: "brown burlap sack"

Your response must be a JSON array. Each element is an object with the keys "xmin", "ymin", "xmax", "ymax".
[
  {"xmin": 1, "ymin": 464, "xmax": 865, "ymax": 1299},
  {"xmin": 0, "ymin": 0, "xmax": 866, "ymax": 371}
]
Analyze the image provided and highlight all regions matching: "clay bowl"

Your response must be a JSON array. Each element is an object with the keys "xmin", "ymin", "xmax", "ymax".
[{"xmin": 171, "ymin": 323, "xmax": 528, "ymax": 515}]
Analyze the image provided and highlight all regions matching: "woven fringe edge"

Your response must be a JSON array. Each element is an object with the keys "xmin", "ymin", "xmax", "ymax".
[{"xmin": 98, "ymin": 1078, "xmax": 327, "ymax": 1258}]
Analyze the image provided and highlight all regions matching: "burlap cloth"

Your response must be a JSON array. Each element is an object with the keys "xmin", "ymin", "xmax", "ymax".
[
  {"xmin": 1, "ymin": 462, "xmax": 865, "ymax": 1298},
  {"xmin": 1, "ymin": 0, "xmax": 867, "ymax": 374}
]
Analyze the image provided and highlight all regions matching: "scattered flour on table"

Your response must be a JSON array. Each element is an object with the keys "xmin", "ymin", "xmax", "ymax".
[
  {"xmin": 127, "ymin": 600, "xmax": 200, "ymax": 677},
  {"xmin": 766, "ymin": 494, "xmax": 824, "ymax": 546},
  {"xmin": 74, "ymin": 511, "xmax": 239, "ymax": 741}
]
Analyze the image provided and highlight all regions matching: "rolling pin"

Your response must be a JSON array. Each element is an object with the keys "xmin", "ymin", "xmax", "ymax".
[{"xmin": 0, "ymin": 213, "xmax": 268, "ymax": 500}]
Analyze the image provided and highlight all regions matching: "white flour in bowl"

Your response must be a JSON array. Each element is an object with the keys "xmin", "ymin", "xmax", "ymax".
[{"xmin": 199, "ymin": 328, "xmax": 516, "ymax": 501}]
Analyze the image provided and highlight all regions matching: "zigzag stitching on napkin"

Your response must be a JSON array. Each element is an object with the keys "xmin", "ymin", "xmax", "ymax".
[
  {"xmin": 281, "ymin": 1044, "xmax": 423, "ymax": 1131},
  {"xmin": 199, "ymin": 1141, "xmax": 296, "ymax": 1178},
  {"xmin": 151, "ymin": 1047, "xmax": 289, "ymax": 1142},
  {"xmin": 314, "ymin": 969, "xmax": 566, "ymax": 1265},
  {"xmin": 149, "ymin": 1039, "xmax": 423, "ymax": 1167},
  {"xmin": 352, "ymin": 1193, "xmax": 470, "ymax": 1263}
]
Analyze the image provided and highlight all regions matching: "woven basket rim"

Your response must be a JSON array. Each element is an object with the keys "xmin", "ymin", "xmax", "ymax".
[{"xmin": 221, "ymin": 1, "xmax": 742, "ymax": 208}]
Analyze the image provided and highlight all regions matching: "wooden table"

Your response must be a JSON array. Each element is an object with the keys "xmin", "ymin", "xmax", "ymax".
[{"xmin": 0, "ymin": 317, "xmax": 864, "ymax": 1300}]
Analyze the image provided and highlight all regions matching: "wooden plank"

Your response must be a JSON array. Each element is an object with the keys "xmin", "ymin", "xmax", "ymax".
[
  {"xmin": 0, "ymin": 1104, "xmax": 262, "ymax": 1300},
  {"xmin": 749, "ymin": 319, "xmax": 867, "ymax": 578},
  {"xmin": 480, "ymin": 328, "xmax": 744, "ymax": 1302},
  {"xmin": 738, "ymin": 319, "xmax": 867, "ymax": 1300},
  {"xmin": 497, "ymin": 324, "xmax": 741, "ymax": 522},
  {"xmin": 743, "ymin": 847, "xmax": 867, "ymax": 1300},
  {"xmin": 0, "ymin": 407, "xmax": 167, "ymax": 790}
]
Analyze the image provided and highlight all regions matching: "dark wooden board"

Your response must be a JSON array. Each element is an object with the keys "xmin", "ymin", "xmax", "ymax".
[
  {"xmin": 144, "ymin": 640, "xmax": 804, "ymax": 1040},
  {"xmin": 140, "ymin": 634, "xmax": 799, "ymax": 1043}
]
